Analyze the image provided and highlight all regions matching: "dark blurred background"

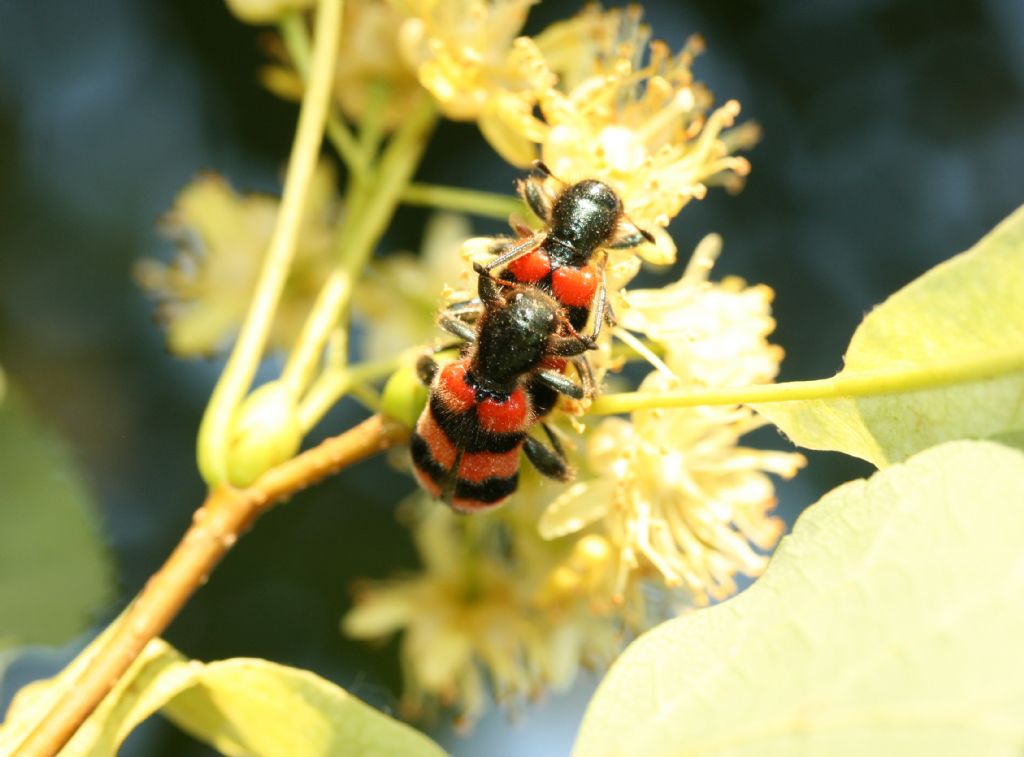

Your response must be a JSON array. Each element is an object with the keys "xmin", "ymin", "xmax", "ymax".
[{"xmin": 1, "ymin": 1, "xmax": 1021, "ymax": 754}]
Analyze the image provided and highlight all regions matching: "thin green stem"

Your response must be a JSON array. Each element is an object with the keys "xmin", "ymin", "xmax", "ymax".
[
  {"xmin": 325, "ymin": 327, "xmax": 347, "ymax": 371},
  {"xmin": 327, "ymin": 119, "xmax": 367, "ymax": 180},
  {"xmin": 297, "ymin": 356, "xmax": 399, "ymax": 431},
  {"xmin": 613, "ymin": 327, "xmax": 674, "ymax": 377},
  {"xmin": 281, "ymin": 95, "xmax": 438, "ymax": 402},
  {"xmin": 282, "ymin": 269, "xmax": 351, "ymax": 396},
  {"xmin": 401, "ymin": 183, "xmax": 524, "ymax": 220},
  {"xmin": 346, "ymin": 356, "xmax": 401, "ymax": 384},
  {"xmin": 611, "ymin": 336, "xmax": 665, "ymax": 363},
  {"xmin": 348, "ymin": 383, "xmax": 382, "ymax": 412},
  {"xmin": 358, "ymin": 80, "xmax": 390, "ymax": 163},
  {"xmin": 589, "ymin": 349, "xmax": 1024, "ymax": 416},
  {"xmin": 277, "ymin": 12, "xmax": 310, "ymax": 74},
  {"xmin": 278, "ymin": 11, "xmax": 366, "ymax": 180},
  {"xmin": 297, "ymin": 370, "xmax": 350, "ymax": 432},
  {"xmin": 196, "ymin": 0, "xmax": 342, "ymax": 486}
]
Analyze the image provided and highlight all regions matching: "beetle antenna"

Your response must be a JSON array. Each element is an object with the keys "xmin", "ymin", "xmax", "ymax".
[
  {"xmin": 472, "ymin": 261, "xmax": 527, "ymax": 292},
  {"xmin": 532, "ymin": 160, "xmax": 565, "ymax": 185},
  {"xmin": 626, "ymin": 212, "xmax": 656, "ymax": 244}
]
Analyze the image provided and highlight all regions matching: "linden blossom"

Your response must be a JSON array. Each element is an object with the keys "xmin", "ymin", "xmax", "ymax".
[
  {"xmin": 5, "ymin": 1, "xmax": 837, "ymax": 750},
  {"xmin": 208, "ymin": 0, "xmax": 797, "ymax": 730}
]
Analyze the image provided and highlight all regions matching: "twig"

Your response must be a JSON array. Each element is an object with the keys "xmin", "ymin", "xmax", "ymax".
[{"xmin": 13, "ymin": 414, "xmax": 408, "ymax": 757}]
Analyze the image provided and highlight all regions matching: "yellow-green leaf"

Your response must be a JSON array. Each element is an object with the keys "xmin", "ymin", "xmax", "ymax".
[
  {"xmin": 0, "ymin": 635, "xmax": 445, "ymax": 757},
  {"xmin": 754, "ymin": 205, "xmax": 1024, "ymax": 466},
  {"xmin": 135, "ymin": 164, "xmax": 340, "ymax": 358},
  {"xmin": 0, "ymin": 388, "xmax": 112, "ymax": 653},
  {"xmin": 574, "ymin": 440, "xmax": 1024, "ymax": 757},
  {"xmin": 162, "ymin": 657, "xmax": 446, "ymax": 757},
  {"xmin": 0, "ymin": 612, "xmax": 165, "ymax": 755}
]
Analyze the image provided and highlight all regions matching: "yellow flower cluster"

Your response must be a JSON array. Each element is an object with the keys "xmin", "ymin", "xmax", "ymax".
[
  {"xmin": 345, "ymin": 235, "xmax": 803, "ymax": 722},
  {"xmin": 233, "ymin": 0, "xmax": 756, "ymax": 263},
  {"xmin": 396, "ymin": 3, "xmax": 759, "ymax": 264},
  {"xmin": 538, "ymin": 236, "xmax": 804, "ymax": 606},
  {"xmin": 135, "ymin": 163, "xmax": 340, "ymax": 357},
  {"xmin": 261, "ymin": 0, "xmax": 423, "ymax": 131},
  {"xmin": 164, "ymin": 4, "xmax": 755, "ymax": 361},
  {"xmin": 343, "ymin": 502, "xmax": 633, "ymax": 727},
  {"xmin": 393, "ymin": 0, "xmax": 537, "ymax": 127},
  {"xmin": 187, "ymin": 0, "xmax": 802, "ymax": 729}
]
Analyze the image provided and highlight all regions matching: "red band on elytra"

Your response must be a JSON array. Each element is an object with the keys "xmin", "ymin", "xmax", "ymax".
[
  {"xmin": 458, "ymin": 447, "xmax": 522, "ymax": 483},
  {"xmin": 438, "ymin": 359, "xmax": 476, "ymax": 413},
  {"xmin": 476, "ymin": 387, "xmax": 529, "ymax": 433},
  {"xmin": 411, "ymin": 466, "xmax": 441, "ymax": 497},
  {"xmin": 551, "ymin": 265, "xmax": 599, "ymax": 307},
  {"xmin": 507, "ymin": 249, "xmax": 552, "ymax": 282},
  {"xmin": 415, "ymin": 410, "xmax": 457, "ymax": 468}
]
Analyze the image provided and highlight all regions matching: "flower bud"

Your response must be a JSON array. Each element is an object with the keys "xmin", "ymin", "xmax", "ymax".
[
  {"xmin": 380, "ymin": 365, "xmax": 428, "ymax": 429},
  {"xmin": 575, "ymin": 534, "xmax": 612, "ymax": 566},
  {"xmin": 536, "ymin": 565, "xmax": 581, "ymax": 607},
  {"xmin": 226, "ymin": 380, "xmax": 302, "ymax": 486}
]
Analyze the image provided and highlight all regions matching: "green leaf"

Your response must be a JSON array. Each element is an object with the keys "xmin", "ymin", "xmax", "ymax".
[
  {"xmin": 574, "ymin": 440, "xmax": 1024, "ymax": 757},
  {"xmin": 0, "ymin": 387, "xmax": 112, "ymax": 652},
  {"xmin": 162, "ymin": 657, "xmax": 446, "ymax": 757},
  {"xmin": 754, "ymin": 205, "xmax": 1024, "ymax": 466},
  {"xmin": 0, "ymin": 635, "xmax": 446, "ymax": 757}
]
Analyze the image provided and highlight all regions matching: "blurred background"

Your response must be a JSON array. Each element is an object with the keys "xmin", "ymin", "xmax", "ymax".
[{"xmin": 1, "ymin": 0, "xmax": 1021, "ymax": 754}]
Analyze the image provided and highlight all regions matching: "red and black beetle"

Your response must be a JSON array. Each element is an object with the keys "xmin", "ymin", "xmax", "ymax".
[{"xmin": 411, "ymin": 265, "xmax": 594, "ymax": 513}]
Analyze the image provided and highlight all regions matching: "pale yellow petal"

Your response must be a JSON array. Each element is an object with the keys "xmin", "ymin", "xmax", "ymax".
[
  {"xmin": 342, "ymin": 587, "xmax": 418, "ymax": 637},
  {"xmin": 538, "ymin": 480, "xmax": 613, "ymax": 540}
]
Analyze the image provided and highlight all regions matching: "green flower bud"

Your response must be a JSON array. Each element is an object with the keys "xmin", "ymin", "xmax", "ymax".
[
  {"xmin": 226, "ymin": 381, "xmax": 302, "ymax": 487},
  {"xmin": 380, "ymin": 365, "xmax": 428, "ymax": 430}
]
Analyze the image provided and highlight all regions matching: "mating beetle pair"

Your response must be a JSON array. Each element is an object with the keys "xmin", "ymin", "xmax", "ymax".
[{"xmin": 411, "ymin": 165, "xmax": 653, "ymax": 512}]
